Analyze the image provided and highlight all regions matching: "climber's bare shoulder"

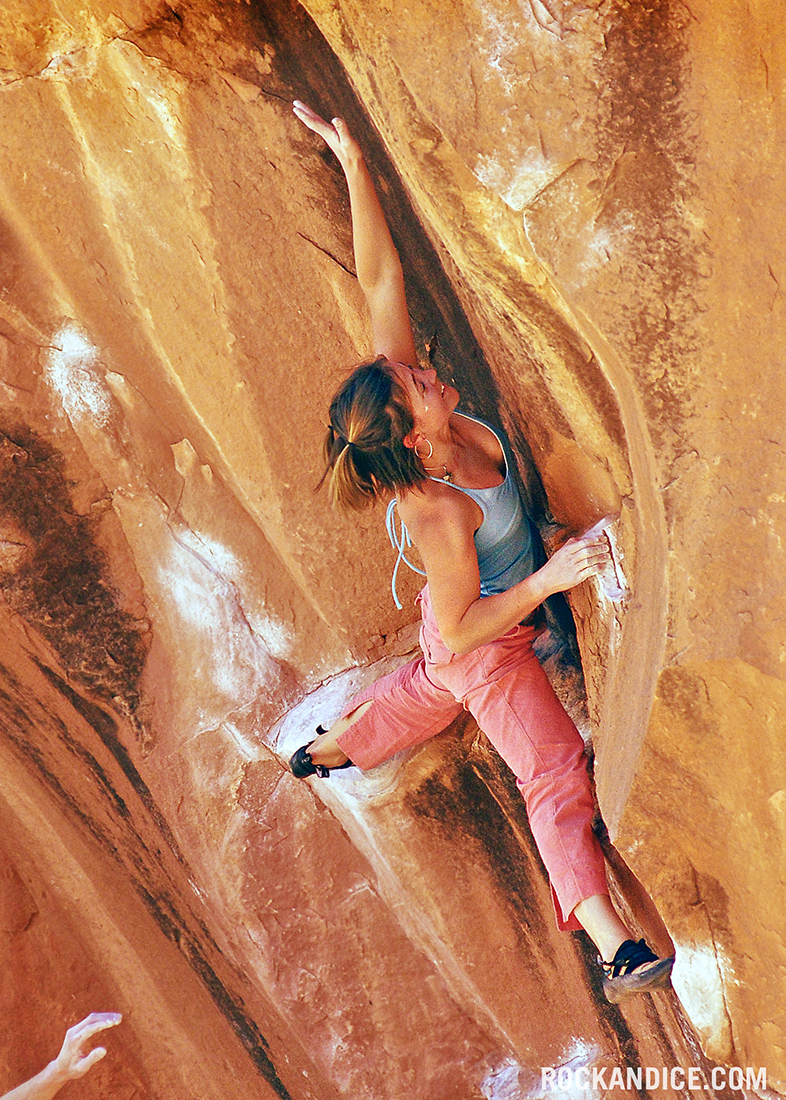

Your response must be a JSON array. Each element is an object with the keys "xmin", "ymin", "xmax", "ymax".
[{"xmin": 397, "ymin": 481, "xmax": 481, "ymax": 582}]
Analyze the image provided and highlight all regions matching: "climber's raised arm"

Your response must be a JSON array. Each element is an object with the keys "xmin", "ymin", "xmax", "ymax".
[{"xmin": 293, "ymin": 101, "xmax": 417, "ymax": 367}]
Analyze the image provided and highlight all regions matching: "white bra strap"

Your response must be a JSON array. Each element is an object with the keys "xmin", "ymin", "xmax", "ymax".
[{"xmin": 385, "ymin": 499, "xmax": 426, "ymax": 609}]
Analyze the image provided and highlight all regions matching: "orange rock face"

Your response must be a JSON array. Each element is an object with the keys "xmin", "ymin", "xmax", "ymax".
[{"xmin": 0, "ymin": 0, "xmax": 783, "ymax": 1096}]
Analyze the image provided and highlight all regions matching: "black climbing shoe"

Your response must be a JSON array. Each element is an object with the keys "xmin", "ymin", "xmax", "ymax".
[
  {"xmin": 601, "ymin": 938, "xmax": 674, "ymax": 1003},
  {"xmin": 289, "ymin": 725, "xmax": 353, "ymax": 778}
]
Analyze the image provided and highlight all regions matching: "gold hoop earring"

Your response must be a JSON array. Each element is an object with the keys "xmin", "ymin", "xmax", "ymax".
[{"xmin": 415, "ymin": 438, "xmax": 434, "ymax": 461}]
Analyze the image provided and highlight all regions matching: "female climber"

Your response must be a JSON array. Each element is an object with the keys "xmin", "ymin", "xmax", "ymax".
[{"xmin": 288, "ymin": 100, "xmax": 673, "ymax": 1003}]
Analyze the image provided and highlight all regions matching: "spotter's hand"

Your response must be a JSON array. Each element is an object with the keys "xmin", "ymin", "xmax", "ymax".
[{"xmin": 50, "ymin": 1012, "xmax": 123, "ymax": 1083}]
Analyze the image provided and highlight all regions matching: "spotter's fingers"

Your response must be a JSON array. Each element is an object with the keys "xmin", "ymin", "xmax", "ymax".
[{"xmin": 73, "ymin": 1046, "xmax": 107, "ymax": 1078}]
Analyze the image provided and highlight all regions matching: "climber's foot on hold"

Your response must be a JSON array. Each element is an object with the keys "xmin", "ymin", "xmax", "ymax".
[
  {"xmin": 601, "ymin": 939, "xmax": 675, "ymax": 1003},
  {"xmin": 289, "ymin": 726, "xmax": 352, "ymax": 778}
]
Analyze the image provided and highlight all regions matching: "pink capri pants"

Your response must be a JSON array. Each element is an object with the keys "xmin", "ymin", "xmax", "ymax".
[{"xmin": 337, "ymin": 586, "xmax": 609, "ymax": 931}]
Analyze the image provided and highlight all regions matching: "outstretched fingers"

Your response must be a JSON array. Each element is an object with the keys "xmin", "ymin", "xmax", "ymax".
[
  {"xmin": 292, "ymin": 100, "xmax": 331, "ymax": 135},
  {"xmin": 67, "ymin": 1012, "xmax": 123, "ymax": 1045},
  {"xmin": 292, "ymin": 101, "xmax": 358, "ymax": 165}
]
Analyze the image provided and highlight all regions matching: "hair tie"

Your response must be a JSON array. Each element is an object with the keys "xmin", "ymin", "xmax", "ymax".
[
  {"xmin": 337, "ymin": 437, "xmax": 353, "ymax": 458},
  {"xmin": 329, "ymin": 424, "xmax": 352, "ymax": 448}
]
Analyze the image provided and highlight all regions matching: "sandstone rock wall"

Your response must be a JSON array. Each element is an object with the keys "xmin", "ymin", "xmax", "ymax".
[{"xmin": 0, "ymin": 0, "xmax": 783, "ymax": 1096}]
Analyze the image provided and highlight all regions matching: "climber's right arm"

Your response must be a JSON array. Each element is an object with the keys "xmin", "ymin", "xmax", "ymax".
[{"xmin": 293, "ymin": 101, "xmax": 417, "ymax": 368}]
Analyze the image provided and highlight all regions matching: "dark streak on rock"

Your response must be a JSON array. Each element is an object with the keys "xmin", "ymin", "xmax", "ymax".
[
  {"xmin": 573, "ymin": 931, "xmax": 651, "ymax": 1098},
  {"xmin": 405, "ymin": 747, "xmax": 550, "ymax": 945},
  {"xmin": 0, "ymin": 421, "xmax": 149, "ymax": 723},
  {"xmin": 0, "ymin": 681, "xmax": 104, "ymax": 839},
  {"xmin": 135, "ymin": 884, "xmax": 292, "ymax": 1097},
  {"xmin": 34, "ymin": 660, "xmax": 182, "ymax": 856}
]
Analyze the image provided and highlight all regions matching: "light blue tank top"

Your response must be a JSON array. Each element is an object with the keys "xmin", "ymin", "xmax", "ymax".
[{"xmin": 386, "ymin": 412, "xmax": 537, "ymax": 608}]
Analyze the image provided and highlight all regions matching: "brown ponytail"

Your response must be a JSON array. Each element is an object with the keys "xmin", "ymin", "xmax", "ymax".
[{"xmin": 318, "ymin": 357, "xmax": 426, "ymax": 511}]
